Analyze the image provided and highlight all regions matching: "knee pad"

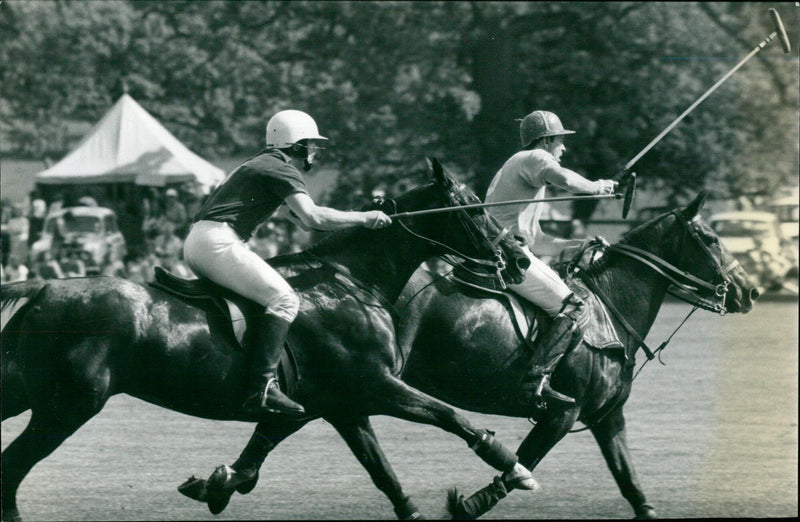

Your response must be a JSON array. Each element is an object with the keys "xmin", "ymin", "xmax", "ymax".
[{"xmin": 264, "ymin": 291, "xmax": 300, "ymax": 322}]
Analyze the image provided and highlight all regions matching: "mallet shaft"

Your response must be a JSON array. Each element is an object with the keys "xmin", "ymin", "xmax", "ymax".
[{"xmin": 388, "ymin": 194, "xmax": 621, "ymax": 219}]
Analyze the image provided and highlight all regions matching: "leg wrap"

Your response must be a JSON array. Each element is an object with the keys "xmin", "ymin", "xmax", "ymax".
[
  {"xmin": 469, "ymin": 429, "xmax": 518, "ymax": 472},
  {"xmin": 449, "ymin": 477, "xmax": 507, "ymax": 520},
  {"xmin": 393, "ymin": 497, "xmax": 422, "ymax": 520}
]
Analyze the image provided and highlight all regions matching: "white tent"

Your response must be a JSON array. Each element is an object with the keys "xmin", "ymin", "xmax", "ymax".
[{"xmin": 36, "ymin": 94, "xmax": 225, "ymax": 190}]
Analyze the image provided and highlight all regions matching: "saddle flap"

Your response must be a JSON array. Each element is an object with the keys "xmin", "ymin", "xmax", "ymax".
[
  {"xmin": 448, "ymin": 271, "xmax": 623, "ymax": 352},
  {"xmin": 151, "ymin": 266, "xmax": 252, "ymax": 346},
  {"xmin": 150, "ymin": 266, "xmax": 301, "ymax": 395}
]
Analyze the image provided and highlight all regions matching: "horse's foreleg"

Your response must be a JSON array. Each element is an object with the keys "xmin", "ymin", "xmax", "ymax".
[
  {"xmin": 590, "ymin": 408, "xmax": 657, "ymax": 519},
  {"xmin": 366, "ymin": 376, "xmax": 528, "ymax": 478},
  {"xmin": 179, "ymin": 416, "xmax": 310, "ymax": 515},
  {"xmin": 2, "ymin": 411, "xmax": 96, "ymax": 522},
  {"xmin": 328, "ymin": 414, "xmax": 422, "ymax": 520},
  {"xmin": 447, "ymin": 406, "xmax": 580, "ymax": 520}
]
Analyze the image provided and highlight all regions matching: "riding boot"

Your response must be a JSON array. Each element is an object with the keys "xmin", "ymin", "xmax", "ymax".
[
  {"xmin": 527, "ymin": 293, "xmax": 587, "ymax": 407},
  {"xmin": 241, "ymin": 314, "xmax": 305, "ymax": 416}
]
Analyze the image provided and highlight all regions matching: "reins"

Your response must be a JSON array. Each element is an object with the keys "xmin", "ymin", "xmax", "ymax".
[{"xmin": 551, "ymin": 212, "xmax": 732, "ymax": 433}]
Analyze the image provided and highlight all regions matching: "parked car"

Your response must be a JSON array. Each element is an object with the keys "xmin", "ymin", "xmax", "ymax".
[
  {"xmin": 767, "ymin": 194, "xmax": 799, "ymax": 241},
  {"xmin": 30, "ymin": 206, "xmax": 127, "ymax": 272},
  {"xmin": 708, "ymin": 210, "xmax": 795, "ymax": 289}
]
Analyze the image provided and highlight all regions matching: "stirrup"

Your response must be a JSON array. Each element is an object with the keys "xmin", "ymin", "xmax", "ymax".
[
  {"xmin": 534, "ymin": 375, "xmax": 575, "ymax": 409},
  {"xmin": 243, "ymin": 378, "xmax": 305, "ymax": 415}
]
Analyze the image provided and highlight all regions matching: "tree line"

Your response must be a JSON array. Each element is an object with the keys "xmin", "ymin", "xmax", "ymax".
[{"xmin": 2, "ymin": 1, "xmax": 797, "ymax": 218}]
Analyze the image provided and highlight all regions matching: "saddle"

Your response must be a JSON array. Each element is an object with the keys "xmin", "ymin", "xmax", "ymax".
[
  {"xmin": 149, "ymin": 266, "xmax": 299, "ymax": 396},
  {"xmin": 406, "ymin": 266, "xmax": 623, "ymax": 355}
]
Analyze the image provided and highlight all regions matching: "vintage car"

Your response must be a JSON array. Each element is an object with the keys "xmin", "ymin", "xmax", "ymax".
[
  {"xmin": 708, "ymin": 210, "xmax": 795, "ymax": 289},
  {"xmin": 30, "ymin": 206, "xmax": 127, "ymax": 271}
]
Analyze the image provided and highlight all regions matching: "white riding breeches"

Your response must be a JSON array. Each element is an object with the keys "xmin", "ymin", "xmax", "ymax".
[
  {"xmin": 183, "ymin": 220, "xmax": 299, "ymax": 322},
  {"xmin": 508, "ymin": 245, "xmax": 571, "ymax": 316}
]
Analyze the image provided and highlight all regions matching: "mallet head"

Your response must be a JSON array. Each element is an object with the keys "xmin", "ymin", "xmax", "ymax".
[{"xmin": 769, "ymin": 8, "xmax": 792, "ymax": 53}]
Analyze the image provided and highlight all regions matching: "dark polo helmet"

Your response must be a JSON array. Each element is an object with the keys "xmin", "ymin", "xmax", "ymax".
[{"xmin": 519, "ymin": 110, "xmax": 575, "ymax": 148}]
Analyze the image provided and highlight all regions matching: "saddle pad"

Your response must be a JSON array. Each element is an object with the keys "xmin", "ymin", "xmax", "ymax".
[{"xmin": 565, "ymin": 277, "xmax": 624, "ymax": 350}]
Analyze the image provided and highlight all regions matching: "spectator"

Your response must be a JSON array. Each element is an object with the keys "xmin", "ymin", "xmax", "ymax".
[
  {"xmin": 101, "ymin": 251, "xmax": 127, "ymax": 278},
  {"xmin": 163, "ymin": 188, "xmax": 188, "ymax": 236},
  {"xmin": 48, "ymin": 192, "xmax": 65, "ymax": 216},
  {"xmin": 248, "ymin": 222, "xmax": 280, "ymax": 260},
  {"xmin": 5, "ymin": 204, "xmax": 29, "ymax": 266},
  {"xmin": 78, "ymin": 196, "xmax": 98, "ymax": 207},
  {"xmin": 153, "ymin": 221, "xmax": 184, "ymax": 262},
  {"xmin": 125, "ymin": 255, "xmax": 149, "ymax": 284},
  {"xmin": 29, "ymin": 198, "xmax": 47, "ymax": 247},
  {"xmin": 3, "ymin": 256, "xmax": 29, "ymax": 282},
  {"xmin": 33, "ymin": 251, "xmax": 64, "ymax": 280}
]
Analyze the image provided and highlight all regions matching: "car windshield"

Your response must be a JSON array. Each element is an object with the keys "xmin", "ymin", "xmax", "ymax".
[
  {"xmin": 46, "ymin": 215, "xmax": 102, "ymax": 234},
  {"xmin": 711, "ymin": 219, "xmax": 772, "ymax": 237}
]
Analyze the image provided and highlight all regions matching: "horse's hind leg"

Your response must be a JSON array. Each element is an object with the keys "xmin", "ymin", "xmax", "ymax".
[
  {"xmin": 2, "ymin": 409, "xmax": 97, "ymax": 522},
  {"xmin": 364, "ymin": 376, "xmax": 530, "ymax": 479},
  {"xmin": 328, "ymin": 414, "xmax": 421, "ymax": 520},
  {"xmin": 590, "ymin": 408, "xmax": 656, "ymax": 519},
  {"xmin": 448, "ymin": 406, "xmax": 581, "ymax": 519}
]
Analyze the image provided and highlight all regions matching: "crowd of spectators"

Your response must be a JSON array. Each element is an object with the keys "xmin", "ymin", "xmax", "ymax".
[{"xmin": 1, "ymin": 187, "xmax": 308, "ymax": 285}]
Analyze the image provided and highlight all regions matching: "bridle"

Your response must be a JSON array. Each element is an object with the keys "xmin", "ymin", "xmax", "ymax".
[
  {"xmin": 560, "ymin": 210, "xmax": 739, "ymax": 433},
  {"xmin": 377, "ymin": 190, "xmax": 514, "ymax": 289},
  {"xmin": 607, "ymin": 211, "xmax": 736, "ymax": 315}
]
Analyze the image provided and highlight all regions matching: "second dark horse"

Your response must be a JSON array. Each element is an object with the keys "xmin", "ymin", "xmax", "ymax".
[{"xmin": 184, "ymin": 192, "xmax": 757, "ymax": 519}]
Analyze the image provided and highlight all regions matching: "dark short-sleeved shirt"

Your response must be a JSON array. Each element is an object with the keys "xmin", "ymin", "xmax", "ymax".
[{"xmin": 193, "ymin": 149, "xmax": 307, "ymax": 240}]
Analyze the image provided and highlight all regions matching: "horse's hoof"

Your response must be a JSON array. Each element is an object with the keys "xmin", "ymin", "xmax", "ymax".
[
  {"xmin": 235, "ymin": 470, "xmax": 259, "ymax": 495},
  {"xmin": 634, "ymin": 503, "xmax": 657, "ymax": 519},
  {"xmin": 177, "ymin": 476, "xmax": 208, "ymax": 502},
  {"xmin": 502, "ymin": 463, "xmax": 539, "ymax": 491},
  {"xmin": 207, "ymin": 490, "xmax": 231, "ymax": 516},
  {"xmin": 394, "ymin": 498, "xmax": 423, "ymax": 519},
  {"xmin": 206, "ymin": 465, "xmax": 235, "ymax": 515}
]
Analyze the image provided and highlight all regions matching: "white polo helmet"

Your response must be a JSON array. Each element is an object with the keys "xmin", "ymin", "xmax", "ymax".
[
  {"xmin": 265, "ymin": 110, "xmax": 328, "ymax": 149},
  {"xmin": 519, "ymin": 110, "xmax": 575, "ymax": 148}
]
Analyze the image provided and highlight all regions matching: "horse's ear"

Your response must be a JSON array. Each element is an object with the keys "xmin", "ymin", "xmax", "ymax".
[
  {"xmin": 428, "ymin": 157, "xmax": 452, "ymax": 188},
  {"xmin": 682, "ymin": 192, "xmax": 707, "ymax": 219}
]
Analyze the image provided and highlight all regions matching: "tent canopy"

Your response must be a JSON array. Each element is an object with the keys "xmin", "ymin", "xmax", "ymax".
[{"xmin": 36, "ymin": 94, "xmax": 225, "ymax": 189}]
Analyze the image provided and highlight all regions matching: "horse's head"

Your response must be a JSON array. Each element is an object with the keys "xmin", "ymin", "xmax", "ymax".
[
  {"xmin": 621, "ymin": 192, "xmax": 758, "ymax": 314},
  {"xmin": 383, "ymin": 157, "xmax": 529, "ymax": 287}
]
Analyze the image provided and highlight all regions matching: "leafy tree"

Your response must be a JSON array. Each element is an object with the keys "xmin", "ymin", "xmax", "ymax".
[{"xmin": 2, "ymin": 1, "xmax": 796, "ymax": 217}]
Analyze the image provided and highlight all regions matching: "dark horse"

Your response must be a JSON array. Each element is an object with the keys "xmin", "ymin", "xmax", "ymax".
[
  {"xmin": 181, "ymin": 192, "xmax": 758, "ymax": 519},
  {"xmin": 0, "ymin": 159, "xmax": 536, "ymax": 522}
]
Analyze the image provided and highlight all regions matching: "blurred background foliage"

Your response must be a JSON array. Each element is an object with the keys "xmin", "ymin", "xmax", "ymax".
[{"xmin": 1, "ymin": 1, "xmax": 797, "ymax": 218}]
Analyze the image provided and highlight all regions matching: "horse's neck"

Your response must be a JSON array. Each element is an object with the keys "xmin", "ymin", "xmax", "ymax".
[
  {"xmin": 588, "ymin": 253, "xmax": 671, "ymax": 341},
  {"xmin": 302, "ymin": 228, "xmax": 433, "ymax": 302}
]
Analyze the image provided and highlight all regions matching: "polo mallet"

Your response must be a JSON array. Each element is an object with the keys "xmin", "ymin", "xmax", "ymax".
[
  {"xmin": 386, "ymin": 193, "xmax": 621, "ymax": 219},
  {"xmin": 615, "ymin": 8, "xmax": 792, "ymax": 218}
]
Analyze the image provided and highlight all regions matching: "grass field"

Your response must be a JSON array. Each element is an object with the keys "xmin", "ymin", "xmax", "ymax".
[{"xmin": 2, "ymin": 300, "xmax": 797, "ymax": 520}]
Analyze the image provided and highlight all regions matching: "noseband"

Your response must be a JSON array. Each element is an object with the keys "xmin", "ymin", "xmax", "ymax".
[{"xmin": 607, "ymin": 212, "xmax": 735, "ymax": 315}]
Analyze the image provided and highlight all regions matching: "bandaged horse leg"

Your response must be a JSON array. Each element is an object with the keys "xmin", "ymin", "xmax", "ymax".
[
  {"xmin": 367, "ymin": 375, "xmax": 531, "ymax": 480},
  {"xmin": 450, "ymin": 407, "xmax": 580, "ymax": 519}
]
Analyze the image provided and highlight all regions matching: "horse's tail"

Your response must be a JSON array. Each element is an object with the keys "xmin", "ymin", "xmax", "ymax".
[
  {"xmin": 1, "ymin": 280, "xmax": 48, "ymax": 331},
  {"xmin": 1, "ymin": 280, "xmax": 48, "ymax": 420}
]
